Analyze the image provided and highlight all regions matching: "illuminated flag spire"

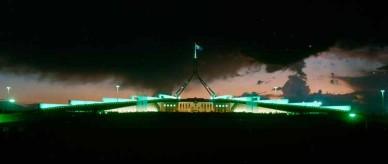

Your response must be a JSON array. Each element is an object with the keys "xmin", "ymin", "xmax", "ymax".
[
  {"xmin": 194, "ymin": 43, "xmax": 203, "ymax": 59},
  {"xmin": 174, "ymin": 43, "xmax": 217, "ymax": 98}
]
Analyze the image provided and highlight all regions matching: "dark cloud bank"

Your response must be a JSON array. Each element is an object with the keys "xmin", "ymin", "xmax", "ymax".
[{"xmin": 2, "ymin": 0, "xmax": 388, "ymax": 99}]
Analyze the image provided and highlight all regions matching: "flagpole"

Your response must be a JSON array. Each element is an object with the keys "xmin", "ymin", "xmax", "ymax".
[
  {"xmin": 194, "ymin": 43, "xmax": 197, "ymax": 59},
  {"xmin": 194, "ymin": 43, "xmax": 198, "ymax": 74}
]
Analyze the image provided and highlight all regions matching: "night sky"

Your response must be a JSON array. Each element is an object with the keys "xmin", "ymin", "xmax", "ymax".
[{"xmin": 2, "ymin": 1, "xmax": 388, "ymax": 111}]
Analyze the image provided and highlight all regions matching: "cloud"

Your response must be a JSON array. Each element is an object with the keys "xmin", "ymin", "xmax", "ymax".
[
  {"xmin": 322, "ymin": 45, "xmax": 388, "ymax": 86},
  {"xmin": 338, "ymin": 73, "xmax": 388, "ymax": 92},
  {"xmin": 288, "ymin": 61, "xmax": 306, "ymax": 78},
  {"xmin": 3, "ymin": 0, "xmax": 388, "ymax": 93},
  {"xmin": 378, "ymin": 65, "xmax": 388, "ymax": 70},
  {"xmin": 326, "ymin": 46, "xmax": 388, "ymax": 64},
  {"xmin": 282, "ymin": 75, "xmax": 310, "ymax": 102},
  {"xmin": 0, "ymin": 46, "xmax": 261, "ymax": 92}
]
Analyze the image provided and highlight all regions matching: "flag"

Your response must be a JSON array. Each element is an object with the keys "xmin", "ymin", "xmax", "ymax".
[
  {"xmin": 195, "ymin": 43, "xmax": 203, "ymax": 51},
  {"xmin": 194, "ymin": 43, "xmax": 203, "ymax": 59}
]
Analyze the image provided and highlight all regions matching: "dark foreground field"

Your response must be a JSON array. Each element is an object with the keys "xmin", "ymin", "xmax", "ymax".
[{"xmin": 1, "ymin": 112, "xmax": 388, "ymax": 163}]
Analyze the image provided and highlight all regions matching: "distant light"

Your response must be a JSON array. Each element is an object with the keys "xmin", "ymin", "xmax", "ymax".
[
  {"xmin": 9, "ymin": 99, "xmax": 15, "ymax": 103},
  {"xmin": 348, "ymin": 113, "xmax": 357, "ymax": 118},
  {"xmin": 116, "ymin": 85, "xmax": 120, "ymax": 88}
]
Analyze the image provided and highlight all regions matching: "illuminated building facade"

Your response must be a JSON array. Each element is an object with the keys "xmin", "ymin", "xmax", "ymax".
[{"xmin": 36, "ymin": 44, "xmax": 353, "ymax": 115}]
